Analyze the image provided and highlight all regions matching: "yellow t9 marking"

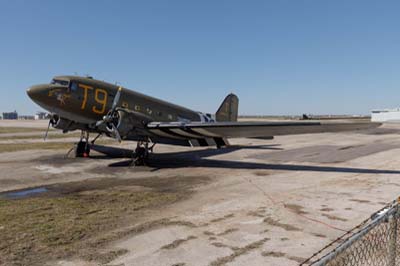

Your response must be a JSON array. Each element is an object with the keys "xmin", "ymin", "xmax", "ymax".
[
  {"xmin": 93, "ymin": 89, "xmax": 108, "ymax": 114},
  {"xmin": 79, "ymin": 84, "xmax": 93, "ymax": 110},
  {"xmin": 79, "ymin": 84, "xmax": 108, "ymax": 115}
]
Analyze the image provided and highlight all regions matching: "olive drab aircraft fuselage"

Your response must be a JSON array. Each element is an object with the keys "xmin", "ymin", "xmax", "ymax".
[{"xmin": 27, "ymin": 75, "xmax": 381, "ymax": 157}]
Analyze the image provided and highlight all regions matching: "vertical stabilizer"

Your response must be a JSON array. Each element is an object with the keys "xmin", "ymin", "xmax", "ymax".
[{"xmin": 216, "ymin": 93, "xmax": 239, "ymax": 122}]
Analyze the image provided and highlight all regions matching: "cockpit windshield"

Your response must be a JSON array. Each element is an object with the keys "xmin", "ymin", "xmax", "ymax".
[{"xmin": 50, "ymin": 79, "xmax": 69, "ymax": 86}]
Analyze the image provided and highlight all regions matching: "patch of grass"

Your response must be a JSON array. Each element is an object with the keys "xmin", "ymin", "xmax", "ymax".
[
  {"xmin": 160, "ymin": 236, "xmax": 197, "ymax": 250},
  {"xmin": 263, "ymin": 217, "xmax": 301, "ymax": 231},
  {"xmin": 321, "ymin": 213, "xmax": 348, "ymax": 222},
  {"xmin": 283, "ymin": 203, "xmax": 309, "ymax": 215},
  {"xmin": 210, "ymin": 213, "xmax": 235, "ymax": 223},
  {"xmin": 0, "ymin": 140, "xmax": 112, "ymax": 153},
  {"xmin": 261, "ymin": 251, "xmax": 307, "ymax": 263},
  {"xmin": 0, "ymin": 189, "xmax": 183, "ymax": 265},
  {"xmin": 0, "ymin": 132, "xmax": 81, "ymax": 140},
  {"xmin": 217, "ymin": 228, "xmax": 238, "ymax": 236},
  {"xmin": 209, "ymin": 238, "xmax": 270, "ymax": 266},
  {"xmin": 261, "ymin": 251, "xmax": 286, "ymax": 257},
  {"xmin": 0, "ymin": 127, "xmax": 51, "ymax": 134},
  {"xmin": 0, "ymin": 142, "xmax": 74, "ymax": 153},
  {"xmin": 82, "ymin": 248, "xmax": 129, "ymax": 264}
]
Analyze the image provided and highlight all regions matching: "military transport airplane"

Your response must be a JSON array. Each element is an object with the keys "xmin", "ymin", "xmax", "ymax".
[{"xmin": 27, "ymin": 75, "xmax": 380, "ymax": 163}]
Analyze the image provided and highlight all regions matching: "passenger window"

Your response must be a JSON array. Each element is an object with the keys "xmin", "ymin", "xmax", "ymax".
[
  {"xmin": 146, "ymin": 107, "xmax": 152, "ymax": 115},
  {"xmin": 157, "ymin": 111, "xmax": 162, "ymax": 116},
  {"xmin": 135, "ymin": 105, "xmax": 141, "ymax": 111}
]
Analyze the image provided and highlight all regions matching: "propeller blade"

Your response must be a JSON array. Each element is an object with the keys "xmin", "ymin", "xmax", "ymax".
[
  {"xmin": 111, "ymin": 123, "xmax": 122, "ymax": 143},
  {"xmin": 95, "ymin": 120, "xmax": 105, "ymax": 127},
  {"xmin": 95, "ymin": 87, "xmax": 122, "ymax": 138},
  {"xmin": 44, "ymin": 120, "xmax": 51, "ymax": 141},
  {"xmin": 111, "ymin": 87, "xmax": 122, "ymax": 112}
]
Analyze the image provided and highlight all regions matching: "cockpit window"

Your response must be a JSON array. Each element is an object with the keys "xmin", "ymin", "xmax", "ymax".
[
  {"xmin": 69, "ymin": 82, "xmax": 78, "ymax": 92},
  {"xmin": 50, "ymin": 79, "xmax": 69, "ymax": 86}
]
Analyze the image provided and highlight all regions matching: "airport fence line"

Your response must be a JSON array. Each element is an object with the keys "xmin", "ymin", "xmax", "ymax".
[{"xmin": 302, "ymin": 198, "xmax": 400, "ymax": 266}]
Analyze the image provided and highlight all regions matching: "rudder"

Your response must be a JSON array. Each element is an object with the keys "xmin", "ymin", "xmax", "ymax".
[{"xmin": 216, "ymin": 93, "xmax": 239, "ymax": 122}]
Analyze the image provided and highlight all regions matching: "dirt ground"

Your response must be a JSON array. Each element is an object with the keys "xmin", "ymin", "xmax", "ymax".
[{"xmin": 1, "ymin": 120, "xmax": 400, "ymax": 266}]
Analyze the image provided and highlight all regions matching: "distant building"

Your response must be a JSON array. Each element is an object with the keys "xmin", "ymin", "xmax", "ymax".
[
  {"xmin": 35, "ymin": 112, "xmax": 48, "ymax": 120},
  {"xmin": 2, "ymin": 111, "xmax": 18, "ymax": 120},
  {"xmin": 371, "ymin": 108, "xmax": 400, "ymax": 122},
  {"xmin": 19, "ymin": 115, "xmax": 35, "ymax": 120}
]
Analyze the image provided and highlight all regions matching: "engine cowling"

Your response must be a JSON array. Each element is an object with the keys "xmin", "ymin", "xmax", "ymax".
[
  {"xmin": 51, "ymin": 115, "xmax": 87, "ymax": 132},
  {"xmin": 106, "ymin": 109, "xmax": 152, "ymax": 138}
]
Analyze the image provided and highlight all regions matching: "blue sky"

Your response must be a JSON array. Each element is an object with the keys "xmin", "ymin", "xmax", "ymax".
[{"xmin": 1, "ymin": 0, "xmax": 399, "ymax": 115}]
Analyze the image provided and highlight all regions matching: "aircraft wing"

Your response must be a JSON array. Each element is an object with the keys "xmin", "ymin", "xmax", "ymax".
[{"xmin": 145, "ymin": 120, "xmax": 381, "ymax": 147}]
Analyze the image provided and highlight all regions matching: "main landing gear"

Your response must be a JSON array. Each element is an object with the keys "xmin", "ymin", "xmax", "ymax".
[
  {"xmin": 68, "ymin": 131, "xmax": 155, "ymax": 166},
  {"xmin": 67, "ymin": 131, "xmax": 102, "ymax": 158},
  {"xmin": 74, "ymin": 131, "xmax": 91, "ymax": 158},
  {"xmin": 131, "ymin": 140, "xmax": 155, "ymax": 166}
]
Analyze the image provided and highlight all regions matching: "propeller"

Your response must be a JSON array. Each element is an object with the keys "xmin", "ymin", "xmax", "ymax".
[
  {"xmin": 96, "ymin": 87, "xmax": 122, "ymax": 142},
  {"xmin": 44, "ymin": 119, "xmax": 52, "ymax": 141},
  {"xmin": 44, "ymin": 114, "xmax": 56, "ymax": 141},
  {"xmin": 110, "ymin": 123, "xmax": 122, "ymax": 142}
]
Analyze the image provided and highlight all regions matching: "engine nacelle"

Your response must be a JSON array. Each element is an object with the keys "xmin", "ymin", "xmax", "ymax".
[
  {"xmin": 51, "ymin": 115, "xmax": 87, "ymax": 132},
  {"xmin": 106, "ymin": 109, "xmax": 152, "ymax": 138}
]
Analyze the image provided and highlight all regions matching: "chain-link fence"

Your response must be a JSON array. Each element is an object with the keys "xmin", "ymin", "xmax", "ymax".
[{"xmin": 302, "ymin": 199, "xmax": 400, "ymax": 266}]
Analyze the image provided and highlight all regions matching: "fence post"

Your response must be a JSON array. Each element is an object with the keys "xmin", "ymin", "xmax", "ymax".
[{"xmin": 389, "ymin": 206, "xmax": 398, "ymax": 266}]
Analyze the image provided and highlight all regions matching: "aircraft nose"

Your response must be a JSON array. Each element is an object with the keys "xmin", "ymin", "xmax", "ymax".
[{"xmin": 26, "ymin": 85, "xmax": 48, "ymax": 102}]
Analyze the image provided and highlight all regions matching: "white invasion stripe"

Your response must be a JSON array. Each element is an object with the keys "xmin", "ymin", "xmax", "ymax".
[
  {"xmin": 205, "ymin": 138, "xmax": 216, "ymax": 146},
  {"xmin": 189, "ymin": 139, "xmax": 200, "ymax": 147},
  {"xmin": 150, "ymin": 129, "xmax": 185, "ymax": 139},
  {"xmin": 170, "ymin": 128, "xmax": 201, "ymax": 138},
  {"xmin": 192, "ymin": 128, "xmax": 221, "ymax": 137},
  {"xmin": 222, "ymin": 138, "xmax": 230, "ymax": 146},
  {"xmin": 198, "ymin": 113, "xmax": 206, "ymax": 123}
]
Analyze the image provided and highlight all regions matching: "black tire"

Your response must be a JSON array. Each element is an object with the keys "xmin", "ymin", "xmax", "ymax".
[{"xmin": 75, "ymin": 141, "xmax": 90, "ymax": 157}]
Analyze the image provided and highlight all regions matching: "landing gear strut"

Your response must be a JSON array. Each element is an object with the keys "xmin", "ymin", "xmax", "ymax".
[
  {"xmin": 75, "ymin": 131, "xmax": 91, "ymax": 158},
  {"xmin": 131, "ymin": 139, "xmax": 155, "ymax": 166},
  {"xmin": 65, "ymin": 132, "xmax": 103, "ymax": 158}
]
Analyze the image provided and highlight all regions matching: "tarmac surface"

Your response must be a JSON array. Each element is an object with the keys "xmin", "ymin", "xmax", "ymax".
[{"xmin": 1, "ymin": 120, "xmax": 400, "ymax": 266}]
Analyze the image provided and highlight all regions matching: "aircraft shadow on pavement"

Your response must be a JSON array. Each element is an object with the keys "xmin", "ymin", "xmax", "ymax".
[
  {"xmin": 106, "ymin": 145, "xmax": 400, "ymax": 174},
  {"xmin": 92, "ymin": 144, "xmax": 283, "ymax": 159}
]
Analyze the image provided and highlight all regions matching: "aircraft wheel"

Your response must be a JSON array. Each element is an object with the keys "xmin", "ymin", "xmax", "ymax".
[
  {"xmin": 133, "ymin": 146, "xmax": 147, "ymax": 166},
  {"xmin": 75, "ymin": 141, "xmax": 90, "ymax": 158}
]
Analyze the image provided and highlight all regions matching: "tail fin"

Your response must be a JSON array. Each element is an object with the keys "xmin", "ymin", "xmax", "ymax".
[{"xmin": 216, "ymin": 93, "xmax": 239, "ymax": 122}]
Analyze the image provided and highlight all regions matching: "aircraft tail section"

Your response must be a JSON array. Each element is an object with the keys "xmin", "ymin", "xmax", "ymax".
[{"xmin": 216, "ymin": 93, "xmax": 239, "ymax": 122}]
